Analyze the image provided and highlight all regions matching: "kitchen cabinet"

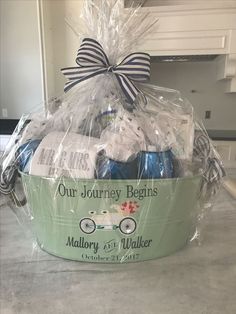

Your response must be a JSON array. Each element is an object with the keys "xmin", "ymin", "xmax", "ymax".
[
  {"xmin": 129, "ymin": 1, "xmax": 236, "ymax": 92},
  {"xmin": 213, "ymin": 140, "xmax": 236, "ymax": 168}
]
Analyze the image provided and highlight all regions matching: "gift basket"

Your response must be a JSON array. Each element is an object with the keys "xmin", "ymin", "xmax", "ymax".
[{"xmin": 0, "ymin": 0, "xmax": 225, "ymax": 263}]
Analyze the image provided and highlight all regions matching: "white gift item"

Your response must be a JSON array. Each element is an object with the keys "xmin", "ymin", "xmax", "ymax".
[
  {"xmin": 29, "ymin": 132, "xmax": 101, "ymax": 178},
  {"xmin": 153, "ymin": 112, "xmax": 194, "ymax": 159},
  {"xmin": 157, "ymin": 112, "xmax": 194, "ymax": 160},
  {"xmin": 173, "ymin": 114, "xmax": 194, "ymax": 160},
  {"xmin": 19, "ymin": 113, "xmax": 50, "ymax": 144},
  {"xmin": 134, "ymin": 110, "xmax": 194, "ymax": 159},
  {"xmin": 147, "ymin": 145, "xmax": 157, "ymax": 152},
  {"xmin": 100, "ymin": 111, "xmax": 146, "ymax": 162},
  {"xmin": 134, "ymin": 111, "xmax": 172, "ymax": 151},
  {"xmin": 101, "ymin": 132, "xmax": 140, "ymax": 162}
]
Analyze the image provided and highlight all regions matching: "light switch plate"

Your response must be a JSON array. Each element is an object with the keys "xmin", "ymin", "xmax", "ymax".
[{"xmin": 2, "ymin": 108, "xmax": 8, "ymax": 118}]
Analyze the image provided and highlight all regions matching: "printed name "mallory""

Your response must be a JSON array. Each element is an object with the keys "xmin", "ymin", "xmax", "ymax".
[{"xmin": 66, "ymin": 236, "xmax": 99, "ymax": 254}]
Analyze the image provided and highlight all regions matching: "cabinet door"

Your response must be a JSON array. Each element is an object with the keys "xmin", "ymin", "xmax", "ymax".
[{"xmin": 213, "ymin": 141, "xmax": 236, "ymax": 168}]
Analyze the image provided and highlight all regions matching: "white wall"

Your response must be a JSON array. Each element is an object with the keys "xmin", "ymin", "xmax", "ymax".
[
  {"xmin": 41, "ymin": 0, "xmax": 83, "ymax": 99},
  {"xmin": 150, "ymin": 61, "xmax": 236, "ymax": 130},
  {"xmin": 41, "ymin": 0, "xmax": 66, "ymax": 99},
  {"xmin": 0, "ymin": 0, "xmax": 43, "ymax": 119}
]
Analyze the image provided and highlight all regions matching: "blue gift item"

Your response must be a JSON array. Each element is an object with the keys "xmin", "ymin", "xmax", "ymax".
[
  {"xmin": 96, "ymin": 154, "xmax": 138, "ymax": 179},
  {"xmin": 137, "ymin": 147, "xmax": 174, "ymax": 179},
  {"xmin": 16, "ymin": 139, "xmax": 41, "ymax": 172}
]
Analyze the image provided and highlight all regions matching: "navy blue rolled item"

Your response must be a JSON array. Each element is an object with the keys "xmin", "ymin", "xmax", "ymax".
[
  {"xmin": 96, "ymin": 156, "xmax": 138, "ymax": 180},
  {"xmin": 137, "ymin": 149, "xmax": 174, "ymax": 179},
  {"xmin": 16, "ymin": 139, "xmax": 41, "ymax": 172}
]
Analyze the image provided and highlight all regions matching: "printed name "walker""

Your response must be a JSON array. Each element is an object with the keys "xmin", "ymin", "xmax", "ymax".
[{"xmin": 121, "ymin": 236, "xmax": 152, "ymax": 249}]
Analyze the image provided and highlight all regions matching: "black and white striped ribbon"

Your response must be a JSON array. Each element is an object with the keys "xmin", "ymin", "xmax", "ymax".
[
  {"xmin": 193, "ymin": 133, "xmax": 225, "ymax": 189},
  {"xmin": 0, "ymin": 163, "xmax": 18, "ymax": 195},
  {"xmin": 0, "ymin": 163, "xmax": 27, "ymax": 207},
  {"xmin": 61, "ymin": 38, "xmax": 150, "ymax": 103}
]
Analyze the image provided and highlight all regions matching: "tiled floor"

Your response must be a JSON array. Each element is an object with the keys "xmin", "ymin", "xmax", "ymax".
[{"xmin": 0, "ymin": 171, "xmax": 236, "ymax": 314}]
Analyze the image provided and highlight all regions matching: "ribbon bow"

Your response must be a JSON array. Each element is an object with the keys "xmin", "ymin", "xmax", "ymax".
[
  {"xmin": 61, "ymin": 38, "xmax": 150, "ymax": 103},
  {"xmin": 0, "ymin": 164, "xmax": 18, "ymax": 195},
  {"xmin": 193, "ymin": 133, "xmax": 225, "ymax": 193}
]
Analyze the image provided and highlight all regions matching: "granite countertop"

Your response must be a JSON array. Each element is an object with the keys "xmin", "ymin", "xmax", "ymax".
[
  {"xmin": 207, "ymin": 130, "xmax": 236, "ymax": 141},
  {"xmin": 1, "ymin": 173, "xmax": 236, "ymax": 314}
]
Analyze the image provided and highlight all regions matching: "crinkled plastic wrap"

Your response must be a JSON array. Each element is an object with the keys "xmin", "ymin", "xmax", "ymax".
[{"xmin": 0, "ymin": 0, "xmax": 225, "ymax": 263}]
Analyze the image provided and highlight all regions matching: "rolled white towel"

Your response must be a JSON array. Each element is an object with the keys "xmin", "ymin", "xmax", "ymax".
[
  {"xmin": 100, "ymin": 110, "xmax": 146, "ymax": 162},
  {"xmin": 29, "ymin": 132, "xmax": 101, "ymax": 179}
]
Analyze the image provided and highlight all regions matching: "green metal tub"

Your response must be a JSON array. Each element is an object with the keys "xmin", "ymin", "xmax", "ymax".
[{"xmin": 21, "ymin": 173, "xmax": 201, "ymax": 263}]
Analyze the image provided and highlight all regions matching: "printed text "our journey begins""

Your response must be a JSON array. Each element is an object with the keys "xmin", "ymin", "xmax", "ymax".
[{"xmin": 57, "ymin": 183, "xmax": 158, "ymax": 201}]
